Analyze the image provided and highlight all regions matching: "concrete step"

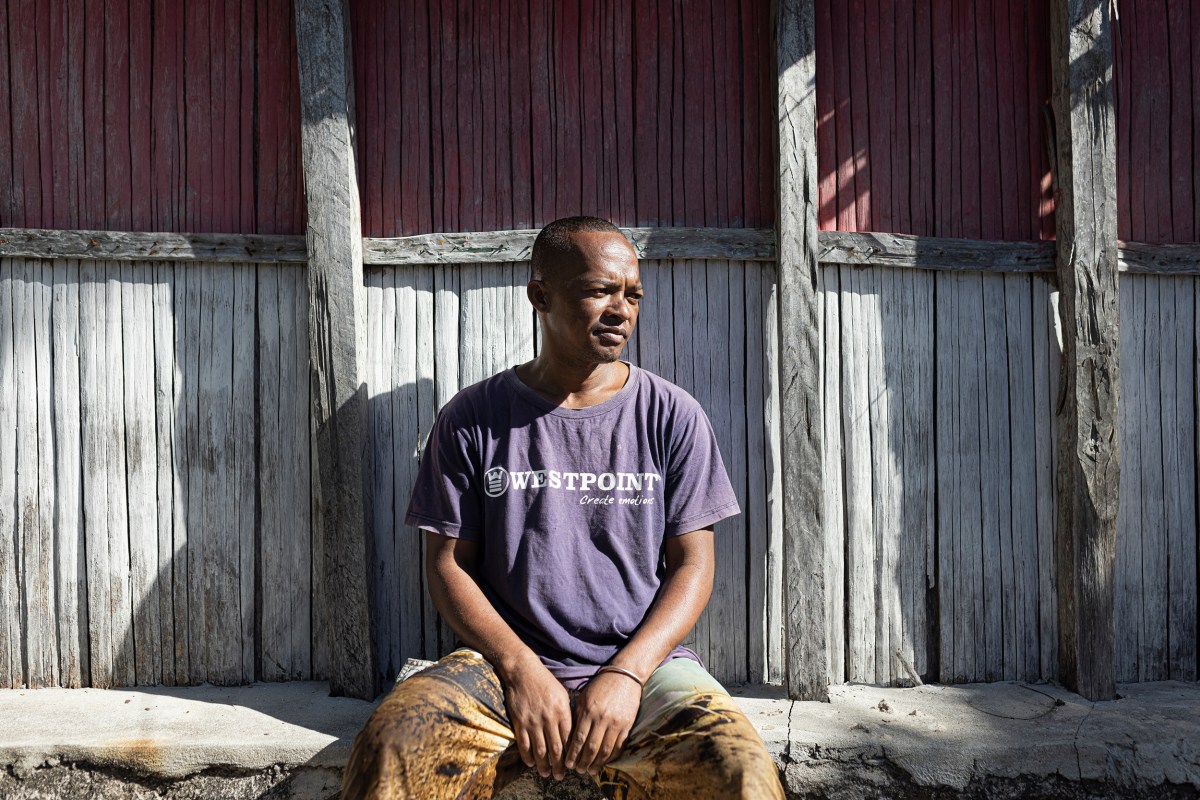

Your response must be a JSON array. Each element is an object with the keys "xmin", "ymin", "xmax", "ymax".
[{"xmin": 0, "ymin": 679, "xmax": 1197, "ymax": 798}]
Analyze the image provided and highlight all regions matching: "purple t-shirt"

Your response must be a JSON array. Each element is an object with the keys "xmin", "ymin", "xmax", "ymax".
[{"xmin": 405, "ymin": 363, "xmax": 740, "ymax": 687}]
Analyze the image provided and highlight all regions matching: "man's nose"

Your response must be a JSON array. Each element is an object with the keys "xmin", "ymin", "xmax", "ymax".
[{"xmin": 604, "ymin": 294, "xmax": 633, "ymax": 320}]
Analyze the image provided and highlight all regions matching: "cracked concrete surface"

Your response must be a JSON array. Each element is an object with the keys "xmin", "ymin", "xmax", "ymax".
[{"xmin": 1, "ymin": 679, "xmax": 1197, "ymax": 798}]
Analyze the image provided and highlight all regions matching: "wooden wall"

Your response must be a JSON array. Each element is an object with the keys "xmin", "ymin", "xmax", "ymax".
[
  {"xmin": 1116, "ymin": 274, "xmax": 1198, "ymax": 682},
  {"xmin": 365, "ymin": 260, "xmax": 784, "ymax": 687},
  {"xmin": 0, "ymin": 0, "xmax": 304, "ymax": 233},
  {"xmin": 814, "ymin": 0, "xmax": 1055, "ymax": 239},
  {"xmin": 348, "ymin": 0, "xmax": 774, "ymax": 235},
  {"xmin": 0, "ymin": 259, "xmax": 312, "ymax": 689},
  {"xmin": 1113, "ymin": 0, "xmax": 1200, "ymax": 244}
]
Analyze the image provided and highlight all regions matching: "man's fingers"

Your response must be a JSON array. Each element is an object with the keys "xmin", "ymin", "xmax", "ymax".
[
  {"xmin": 514, "ymin": 723, "xmax": 535, "ymax": 768},
  {"xmin": 533, "ymin": 726, "xmax": 552, "ymax": 777},
  {"xmin": 589, "ymin": 725, "xmax": 624, "ymax": 775},
  {"xmin": 576, "ymin": 720, "xmax": 607, "ymax": 775},
  {"xmin": 565, "ymin": 717, "xmax": 592, "ymax": 772}
]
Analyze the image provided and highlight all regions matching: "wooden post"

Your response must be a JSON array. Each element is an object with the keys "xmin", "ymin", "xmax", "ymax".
[
  {"xmin": 776, "ymin": 0, "xmax": 828, "ymax": 701},
  {"xmin": 293, "ymin": 0, "xmax": 375, "ymax": 699},
  {"xmin": 1049, "ymin": 0, "xmax": 1119, "ymax": 701}
]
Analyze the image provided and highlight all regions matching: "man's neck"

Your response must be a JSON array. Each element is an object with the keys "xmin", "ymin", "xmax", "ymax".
[{"xmin": 514, "ymin": 356, "xmax": 630, "ymax": 410}]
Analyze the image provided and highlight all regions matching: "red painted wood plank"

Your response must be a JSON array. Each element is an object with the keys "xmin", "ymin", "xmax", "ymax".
[
  {"xmin": 890, "ymin": 0, "xmax": 911, "ymax": 235},
  {"xmin": 239, "ymin": 0, "xmax": 256, "ymax": 232},
  {"xmin": 1192, "ymin": 0, "xmax": 1200, "ymax": 242},
  {"xmin": 868, "ymin": 0, "xmax": 894, "ymax": 232},
  {"xmin": 913, "ymin": 0, "xmax": 934, "ymax": 237},
  {"xmin": 957, "ymin": 0, "xmax": 980, "ymax": 239},
  {"xmin": 976, "ymin": 0, "xmax": 1001, "ymax": 241},
  {"xmin": 613, "ymin": 0, "xmax": 635, "ymax": 225},
  {"xmin": 1167, "ymin": 0, "xmax": 1193, "ymax": 242},
  {"xmin": 694, "ymin": 0, "xmax": 717, "ymax": 227},
  {"xmin": 1129, "ymin": 4, "xmax": 1149, "ymax": 242},
  {"xmin": 64, "ymin": 0, "xmax": 87, "ymax": 229},
  {"xmin": 1008, "ymin": 0, "xmax": 1032, "ymax": 241},
  {"xmin": 150, "ymin": 0, "xmax": 176, "ymax": 230},
  {"xmin": 492, "ymin": 1, "xmax": 513, "ymax": 228},
  {"xmin": 847, "ymin": 0, "xmax": 871, "ymax": 231},
  {"xmin": 44, "ymin": 0, "xmax": 68, "ymax": 227},
  {"xmin": 814, "ymin": 0, "xmax": 837, "ymax": 231},
  {"xmin": 413, "ymin": 0, "xmax": 433, "ymax": 233},
  {"xmin": 993, "ymin": 0, "xmax": 1019, "ymax": 241},
  {"xmin": 586, "ymin": 0, "xmax": 609, "ymax": 218},
  {"xmin": 555, "ymin": 0, "xmax": 583, "ymax": 218},
  {"xmin": 208, "ymin": 0, "xmax": 228, "ymax": 233},
  {"xmin": 528, "ymin": 0, "xmax": 552, "ymax": 226},
  {"xmin": 462, "ymin": 0, "xmax": 483, "ymax": 230},
  {"xmin": 1146, "ymin": 1, "xmax": 1171, "ymax": 244},
  {"xmin": 1114, "ymin": 4, "xmax": 1131, "ymax": 242},
  {"xmin": 1031, "ymin": 0, "xmax": 1053, "ymax": 240},
  {"xmin": 82, "ymin": 0, "xmax": 105, "ymax": 228},
  {"xmin": 668, "ymin": 3, "xmax": 686, "ymax": 226},
  {"xmin": 386, "ymin": 0, "xmax": 405, "ymax": 234},
  {"xmin": 258, "ymin": 0, "xmax": 282, "ymax": 233},
  {"xmin": 34, "ymin": 0, "xmax": 53, "ymax": 226},
  {"xmin": 441, "ymin": 1, "xmax": 461, "ymax": 230},
  {"xmin": 716, "ymin": 0, "xmax": 740, "ymax": 227},
  {"xmin": 632, "ymin": 3, "xmax": 657, "ymax": 226},
  {"xmin": 10, "ymin": 0, "xmax": 43, "ymax": 227},
  {"xmin": 129, "ymin": 0, "xmax": 153, "ymax": 231},
  {"xmin": 830, "ymin": 0, "xmax": 856, "ymax": 231},
  {"xmin": 0, "ymin": 2, "xmax": 14, "ymax": 226}
]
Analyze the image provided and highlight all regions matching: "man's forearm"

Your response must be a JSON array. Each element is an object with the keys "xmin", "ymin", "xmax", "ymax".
[
  {"xmin": 425, "ymin": 535, "xmax": 542, "ymax": 682},
  {"xmin": 608, "ymin": 556, "xmax": 712, "ymax": 680}
]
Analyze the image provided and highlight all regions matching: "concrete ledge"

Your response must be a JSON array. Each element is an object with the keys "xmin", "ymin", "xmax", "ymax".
[{"xmin": 1, "ymin": 680, "xmax": 1197, "ymax": 798}]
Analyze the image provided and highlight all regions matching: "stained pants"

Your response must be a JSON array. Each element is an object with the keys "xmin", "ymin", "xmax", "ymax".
[{"xmin": 341, "ymin": 648, "xmax": 786, "ymax": 800}]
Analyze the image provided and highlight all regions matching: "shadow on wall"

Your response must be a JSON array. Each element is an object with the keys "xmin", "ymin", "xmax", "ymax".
[
  {"xmin": 0, "ymin": 259, "xmax": 315, "ymax": 692},
  {"xmin": 818, "ymin": 257, "xmax": 1064, "ymax": 687}
]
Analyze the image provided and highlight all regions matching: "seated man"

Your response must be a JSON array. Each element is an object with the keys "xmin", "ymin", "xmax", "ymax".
[{"xmin": 342, "ymin": 216, "xmax": 785, "ymax": 799}]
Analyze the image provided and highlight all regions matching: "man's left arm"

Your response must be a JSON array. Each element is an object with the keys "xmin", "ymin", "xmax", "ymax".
[{"xmin": 565, "ymin": 528, "xmax": 715, "ymax": 776}]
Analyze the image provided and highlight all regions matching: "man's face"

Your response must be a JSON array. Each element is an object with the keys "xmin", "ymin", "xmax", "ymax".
[{"xmin": 530, "ymin": 231, "xmax": 642, "ymax": 365}]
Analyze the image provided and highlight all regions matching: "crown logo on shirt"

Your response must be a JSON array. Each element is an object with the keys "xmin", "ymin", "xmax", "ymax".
[{"xmin": 484, "ymin": 466, "xmax": 510, "ymax": 497}]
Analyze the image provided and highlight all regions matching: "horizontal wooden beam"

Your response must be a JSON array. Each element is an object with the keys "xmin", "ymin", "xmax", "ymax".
[
  {"xmin": 1116, "ymin": 241, "xmax": 1200, "ymax": 275},
  {"xmin": 362, "ymin": 227, "xmax": 779, "ymax": 264},
  {"xmin": 0, "ymin": 228, "xmax": 308, "ymax": 263},
  {"xmin": 8, "ymin": 225, "xmax": 1199, "ymax": 276},
  {"xmin": 818, "ymin": 231, "xmax": 1057, "ymax": 273}
]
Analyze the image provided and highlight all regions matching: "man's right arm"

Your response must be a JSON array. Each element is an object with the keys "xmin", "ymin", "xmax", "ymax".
[{"xmin": 424, "ymin": 531, "xmax": 574, "ymax": 781}]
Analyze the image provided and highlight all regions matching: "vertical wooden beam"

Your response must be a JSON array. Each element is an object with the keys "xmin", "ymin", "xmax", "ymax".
[
  {"xmin": 293, "ymin": 0, "xmax": 375, "ymax": 699},
  {"xmin": 776, "ymin": 0, "xmax": 828, "ymax": 701},
  {"xmin": 1049, "ymin": 0, "xmax": 1119, "ymax": 701}
]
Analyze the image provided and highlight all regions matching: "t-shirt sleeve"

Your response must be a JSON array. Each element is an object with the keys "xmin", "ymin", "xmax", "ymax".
[
  {"xmin": 663, "ymin": 402, "xmax": 740, "ymax": 536},
  {"xmin": 404, "ymin": 405, "xmax": 484, "ymax": 540}
]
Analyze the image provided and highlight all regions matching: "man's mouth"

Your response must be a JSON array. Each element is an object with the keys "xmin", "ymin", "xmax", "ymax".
[{"xmin": 594, "ymin": 328, "xmax": 626, "ymax": 345}]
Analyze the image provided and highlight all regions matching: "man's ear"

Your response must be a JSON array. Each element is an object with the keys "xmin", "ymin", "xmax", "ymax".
[{"xmin": 527, "ymin": 278, "xmax": 551, "ymax": 313}]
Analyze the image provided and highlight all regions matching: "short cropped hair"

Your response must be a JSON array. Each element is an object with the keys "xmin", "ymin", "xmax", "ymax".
[{"xmin": 531, "ymin": 216, "xmax": 628, "ymax": 282}]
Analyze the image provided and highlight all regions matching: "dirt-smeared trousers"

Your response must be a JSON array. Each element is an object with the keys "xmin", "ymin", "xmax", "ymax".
[{"xmin": 341, "ymin": 649, "xmax": 786, "ymax": 799}]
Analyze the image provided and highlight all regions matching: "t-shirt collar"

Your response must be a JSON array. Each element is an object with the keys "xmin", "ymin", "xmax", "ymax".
[{"xmin": 504, "ymin": 361, "xmax": 641, "ymax": 419}]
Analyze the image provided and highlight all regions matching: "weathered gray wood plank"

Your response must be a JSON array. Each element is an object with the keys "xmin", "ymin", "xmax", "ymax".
[
  {"xmin": 282, "ymin": 268, "xmax": 313, "ymax": 678},
  {"xmin": 777, "ymin": 0, "xmax": 827, "ymax": 701},
  {"xmin": 233, "ymin": 266, "xmax": 257, "ymax": 683},
  {"xmin": 51, "ymin": 262, "xmax": 86, "ymax": 687},
  {"xmin": 182, "ymin": 264, "xmax": 204, "ymax": 685},
  {"xmin": 122, "ymin": 263, "xmax": 162, "ymax": 686},
  {"xmin": 1118, "ymin": 241, "xmax": 1200, "ymax": 275},
  {"xmin": 1139, "ymin": 278, "xmax": 1167, "ymax": 682},
  {"xmin": 430, "ymin": 264, "xmax": 460, "ymax": 656},
  {"xmin": 1005, "ymin": 274, "xmax": 1039, "ymax": 681},
  {"xmin": 1050, "ymin": 0, "xmax": 1119, "ymax": 700},
  {"xmin": 981, "ymin": 273, "xmax": 1008, "ymax": 681},
  {"xmin": 1167, "ymin": 277, "xmax": 1196, "ymax": 681},
  {"xmin": 362, "ymin": 227, "xmax": 777, "ymax": 265},
  {"xmin": 842, "ymin": 268, "xmax": 873, "ymax": 684},
  {"xmin": 80, "ymin": 261, "xmax": 113, "ymax": 687},
  {"xmin": 819, "ymin": 267, "xmax": 843, "ymax": 685},
  {"xmin": 367, "ymin": 269, "xmax": 395, "ymax": 683},
  {"xmin": 257, "ymin": 265, "xmax": 287, "ymax": 682},
  {"xmin": 393, "ymin": 268, "xmax": 422, "ymax": 669},
  {"xmin": 0, "ymin": 261, "xmax": 19, "ymax": 688},
  {"xmin": 819, "ymin": 231, "xmax": 1055, "ymax": 273},
  {"xmin": 1115, "ymin": 276, "xmax": 1141, "ymax": 683},
  {"xmin": 935, "ymin": 273, "xmax": 956, "ymax": 683},
  {"xmin": 746, "ymin": 257, "xmax": 771, "ymax": 683},
  {"xmin": 1033, "ymin": 278, "xmax": 1059, "ymax": 681},
  {"xmin": 153, "ymin": 262, "xmax": 177, "ymax": 685},
  {"xmin": 413, "ymin": 267, "xmax": 439, "ymax": 661},
  {"xmin": 0, "ymin": 227, "xmax": 307, "ymax": 264},
  {"xmin": 294, "ymin": 0, "xmax": 375, "ymax": 699},
  {"xmin": 105, "ymin": 262, "xmax": 135, "ymax": 687}
]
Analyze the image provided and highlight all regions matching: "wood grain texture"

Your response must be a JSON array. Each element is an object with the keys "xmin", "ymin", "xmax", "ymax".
[
  {"xmin": 777, "ymin": 0, "xmax": 827, "ymax": 701},
  {"xmin": 0, "ymin": 261, "xmax": 18, "ymax": 688},
  {"xmin": 814, "ymin": 0, "xmax": 1055, "ymax": 239},
  {"xmin": 1049, "ymin": 0, "xmax": 1119, "ymax": 700},
  {"xmin": 363, "ymin": 228, "xmax": 777, "ymax": 265},
  {"xmin": 0, "ymin": 0, "xmax": 304, "ymax": 233},
  {"xmin": 349, "ymin": 0, "xmax": 773, "ymax": 235},
  {"xmin": 294, "ymin": 0, "xmax": 375, "ymax": 700},
  {"xmin": 0, "ymin": 228, "xmax": 307, "ymax": 263}
]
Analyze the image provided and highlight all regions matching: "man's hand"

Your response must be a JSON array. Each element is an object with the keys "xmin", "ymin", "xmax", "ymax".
[
  {"xmin": 565, "ymin": 670, "xmax": 642, "ymax": 776},
  {"xmin": 502, "ymin": 656, "xmax": 574, "ymax": 780}
]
